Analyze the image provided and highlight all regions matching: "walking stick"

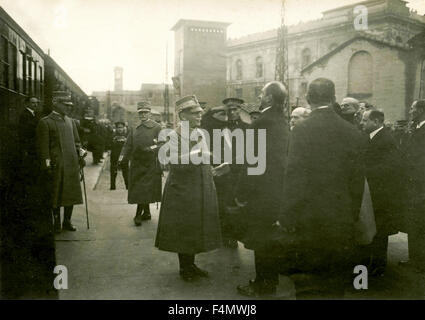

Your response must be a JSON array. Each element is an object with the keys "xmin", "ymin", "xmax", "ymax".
[{"xmin": 80, "ymin": 165, "xmax": 90, "ymax": 229}]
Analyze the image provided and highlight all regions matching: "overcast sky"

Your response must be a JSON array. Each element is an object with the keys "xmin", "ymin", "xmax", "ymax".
[{"xmin": 1, "ymin": 0, "xmax": 424, "ymax": 94}]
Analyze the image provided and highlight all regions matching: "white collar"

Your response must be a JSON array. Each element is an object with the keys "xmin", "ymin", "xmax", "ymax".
[
  {"xmin": 26, "ymin": 107, "xmax": 35, "ymax": 116},
  {"xmin": 370, "ymin": 126, "xmax": 384, "ymax": 140},
  {"xmin": 417, "ymin": 120, "xmax": 425, "ymax": 129},
  {"xmin": 317, "ymin": 105, "xmax": 329, "ymax": 109}
]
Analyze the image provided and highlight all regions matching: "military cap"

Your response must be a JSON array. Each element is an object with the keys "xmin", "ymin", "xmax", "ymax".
[
  {"xmin": 114, "ymin": 121, "xmax": 126, "ymax": 127},
  {"xmin": 53, "ymin": 91, "xmax": 73, "ymax": 105},
  {"xmin": 210, "ymin": 105, "xmax": 226, "ymax": 113},
  {"xmin": 137, "ymin": 101, "xmax": 151, "ymax": 112},
  {"xmin": 222, "ymin": 97, "xmax": 244, "ymax": 106},
  {"xmin": 176, "ymin": 95, "xmax": 202, "ymax": 113}
]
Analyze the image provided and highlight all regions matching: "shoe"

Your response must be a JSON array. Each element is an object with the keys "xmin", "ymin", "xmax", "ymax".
[
  {"xmin": 62, "ymin": 222, "xmax": 77, "ymax": 231},
  {"xmin": 224, "ymin": 239, "xmax": 238, "ymax": 249},
  {"xmin": 180, "ymin": 268, "xmax": 196, "ymax": 282},
  {"xmin": 237, "ymin": 280, "xmax": 276, "ymax": 297},
  {"xmin": 141, "ymin": 213, "xmax": 151, "ymax": 221},
  {"xmin": 134, "ymin": 214, "xmax": 142, "ymax": 226},
  {"xmin": 190, "ymin": 264, "xmax": 209, "ymax": 278}
]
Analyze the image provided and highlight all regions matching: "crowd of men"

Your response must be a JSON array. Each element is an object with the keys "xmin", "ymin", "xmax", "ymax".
[
  {"xmin": 151, "ymin": 78, "xmax": 424, "ymax": 298},
  {"xmin": 2, "ymin": 77, "xmax": 424, "ymax": 300}
]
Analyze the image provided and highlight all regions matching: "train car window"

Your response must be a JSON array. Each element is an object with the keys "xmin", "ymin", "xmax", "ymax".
[
  {"xmin": 27, "ymin": 57, "xmax": 33, "ymax": 95},
  {"xmin": 18, "ymin": 51, "xmax": 25, "ymax": 93},
  {"xmin": 39, "ymin": 66, "xmax": 43, "ymax": 99},
  {"xmin": 32, "ymin": 60, "xmax": 36, "ymax": 96},
  {"xmin": 0, "ymin": 37, "xmax": 9, "ymax": 88},
  {"xmin": 9, "ymin": 43, "xmax": 18, "ymax": 91},
  {"xmin": 22, "ymin": 53, "xmax": 27, "ymax": 94}
]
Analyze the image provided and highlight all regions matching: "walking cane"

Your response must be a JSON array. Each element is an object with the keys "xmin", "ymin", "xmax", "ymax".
[
  {"xmin": 79, "ymin": 149, "xmax": 90, "ymax": 229},
  {"xmin": 80, "ymin": 166, "xmax": 90, "ymax": 229}
]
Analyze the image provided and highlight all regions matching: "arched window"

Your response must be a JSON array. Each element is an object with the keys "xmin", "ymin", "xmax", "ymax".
[
  {"xmin": 236, "ymin": 59, "xmax": 243, "ymax": 80},
  {"xmin": 255, "ymin": 56, "xmax": 263, "ymax": 78},
  {"xmin": 348, "ymin": 51, "xmax": 373, "ymax": 99},
  {"xmin": 301, "ymin": 48, "xmax": 311, "ymax": 68}
]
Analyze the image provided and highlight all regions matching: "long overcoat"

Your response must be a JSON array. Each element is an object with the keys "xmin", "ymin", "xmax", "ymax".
[
  {"xmin": 36, "ymin": 112, "xmax": 83, "ymax": 208},
  {"xmin": 281, "ymin": 107, "xmax": 365, "ymax": 251},
  {"xmin": 121, "ymin": 119, "xmax": 162, "ymax": 204},
  {"xmin": 364, "ymin": 127, "xmax": 405, "ymax": 236},
  {"xmin": 235, "ymin": 107, "xmax": 289, "ymax": 251},
  {"xmin": 155, "ymin": 126, "xmax": 222, "ymax": 254},
  {"xmin": 403, "ymin": 125, "xmax": 425, "ymax": 232}
]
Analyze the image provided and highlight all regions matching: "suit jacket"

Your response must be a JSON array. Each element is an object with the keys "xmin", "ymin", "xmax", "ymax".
[
  {"xmin": 235, "ymin": 107, "xmax": 290, "ymax": 251},
  {"xmin": 281, "ymin": 107, "xmax": 365, "ymax": 250},
  {"xmin": 365, "ymin": 127, "xmax": 404, "ymax": 235},
  {"xmin": 18, "ymin": 108, "xmax": 39, "ymax": 178},
  {"xmin": 403, "ymin": 124, "xmax": 425, "ymax": 230}
]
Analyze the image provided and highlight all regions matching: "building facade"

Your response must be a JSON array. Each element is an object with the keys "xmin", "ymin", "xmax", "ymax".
[
  {"xmin": 92, "ymin": 68, "xmax": 174, "ymax": 128},
  {"xmin": 224, "ymin": 0, "xmax": 425, "ymax": 121}
]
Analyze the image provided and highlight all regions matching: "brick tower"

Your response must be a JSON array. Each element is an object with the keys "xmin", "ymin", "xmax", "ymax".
[{"xmin": 172, "ymin": 19, "xmax": 230, "ymax": 107}]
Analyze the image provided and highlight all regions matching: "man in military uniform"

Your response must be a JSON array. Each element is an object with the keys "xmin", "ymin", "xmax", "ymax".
[
  {"xmin": 37, "ymin": 91, "xmax": 84, "ymax": 233},
  {"xmin": 110, "ymin": 121, "xmax": 129, "ymax": 190},
  {"xmin": 119, "ymin": 102, "xmax": 162, "ymax": 226},
  {"xmin": 220, "ymin": 97, "xmax": 249, "ymax": 248},
  {"xmin": 155, "ymin": 95, "xmax": 224, "ymax": 281}
]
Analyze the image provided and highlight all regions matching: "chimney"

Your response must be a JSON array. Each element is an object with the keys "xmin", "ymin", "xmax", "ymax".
[{"xmin": 114, "ymin": 66, "xmax": 123, "ymax": 92}]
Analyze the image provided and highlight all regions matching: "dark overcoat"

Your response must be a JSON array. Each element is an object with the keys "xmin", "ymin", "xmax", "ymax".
[
  {"xmin": 281, "ymin": 107, "xmax": 365, "ymax": 251},
  {"xmin": 235, "ymin": 107, "xmax": 289, "ymax": 251},
  {"xmin": 36, "ymin": 112, "xmax": 83, "ymax": 208},
  {"xmin": 1, "ymin": 109, "xmax": 58, "ymax": 298},
  {"xmin": 364, "ymin": 128, "xmax": 405, "ymax": 236},
  {"xmin": 155, "ymin": 126, "xmax": 222, "ymax": 254},
  {"xmin": 121, "ymin": 119, "xmax": 162, "ymax": 204},
  {"xmin": 403, "ymin": 125, "xmax": 425, "ymax": 232}
]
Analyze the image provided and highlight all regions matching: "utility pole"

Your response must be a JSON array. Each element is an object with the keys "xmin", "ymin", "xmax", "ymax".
[{"xmin": 275, "ymin": 0, "xmax": 290, "ymax": 119}]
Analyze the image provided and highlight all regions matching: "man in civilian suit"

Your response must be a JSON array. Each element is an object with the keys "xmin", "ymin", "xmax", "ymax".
[
  {"xmin": 360, "ymin": 109, "xmax": 404, "ymax": 276},
  {"xmin": 280, "ymin": 78, "xmax": 365, "ymax": 299},
  {"xmin": 236, "ymin": 81, "xmax": 290, "ymax": 297},
  {"xmin": 400, "ymin": 99, "xmax": 425, "ymax": 273}
]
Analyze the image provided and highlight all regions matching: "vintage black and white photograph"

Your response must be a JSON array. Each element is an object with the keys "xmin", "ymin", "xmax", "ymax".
[{"xmin": 0, "ymin": 0, "xmax": 424, "ymax": 302}]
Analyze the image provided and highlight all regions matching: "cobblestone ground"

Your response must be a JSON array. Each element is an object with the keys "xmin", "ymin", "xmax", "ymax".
[{"xmin": 54, "ymin": 153, "xmax": 424, "ymax": 300}]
